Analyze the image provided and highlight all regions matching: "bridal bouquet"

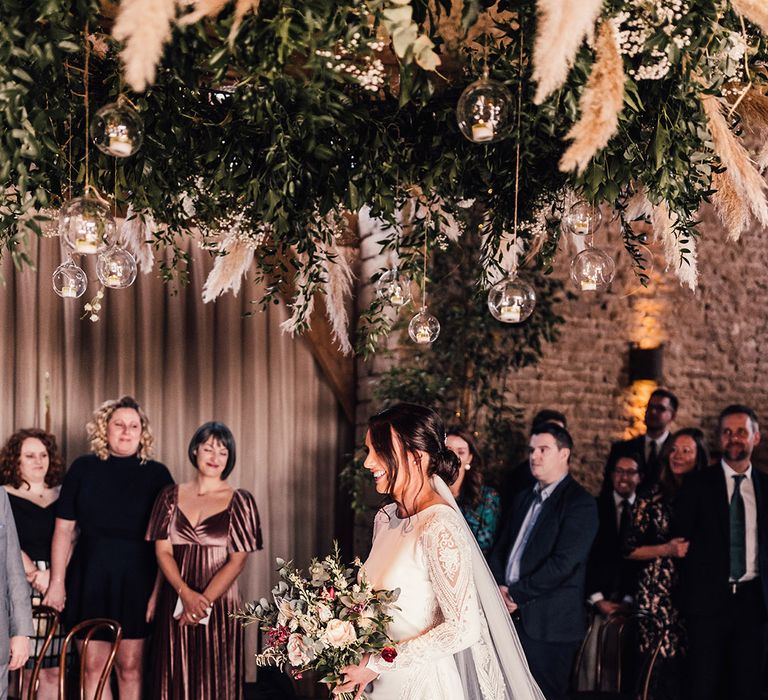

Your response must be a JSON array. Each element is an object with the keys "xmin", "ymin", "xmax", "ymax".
[{"xmin": 236, "ymin": 543, "xmax": 400, "ymax": 698}]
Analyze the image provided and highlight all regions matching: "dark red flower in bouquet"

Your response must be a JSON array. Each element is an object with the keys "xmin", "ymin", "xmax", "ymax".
[
  {"xmin": 381, "ymin": 647, "xmax": 397, "ymax": 663},
  {"xmin": 326, "ymin": 586, "xmax": 336, "ymax": 600}
]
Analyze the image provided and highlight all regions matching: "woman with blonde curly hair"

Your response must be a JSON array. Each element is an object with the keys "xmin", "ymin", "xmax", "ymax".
[
  {"xmin": 0, "ymin": 428, "xmax": 66, "ymax": 699},
  {"xmin": 44, "ymin": 396, "xmax": 173, "ymax": 700}
]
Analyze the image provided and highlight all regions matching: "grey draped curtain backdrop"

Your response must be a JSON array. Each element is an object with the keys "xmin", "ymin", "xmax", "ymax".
[{"xmin": 0, "ymin": 235, "xmax": 343, "ymax": 679}]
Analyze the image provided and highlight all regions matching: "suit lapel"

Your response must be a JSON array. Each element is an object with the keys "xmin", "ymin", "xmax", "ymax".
[
  {"xmin": 526, "ymin": 475, "xmax": 572, "ymax": 545},
  {"xmin": 712, "ymin": 468, "xmax": 730, "ymax": 542}
]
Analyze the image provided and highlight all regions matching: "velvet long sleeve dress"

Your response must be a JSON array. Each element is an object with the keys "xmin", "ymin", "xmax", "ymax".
[{"xmin": 146, "ymin": 485, "xmax": 262, "ymax": 700}]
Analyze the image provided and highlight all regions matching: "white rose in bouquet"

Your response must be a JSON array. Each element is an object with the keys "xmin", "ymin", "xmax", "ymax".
[
  {"xmin": 324, "ymin": 619, "xmax": 357, "ymax": 647},
  {"xmin": 315, "ymin": 602, "xmax": 333, "ymax": 623},
  {"xmin": 287, "ymin": 633, "xmax": 313, "ymax": 666}
]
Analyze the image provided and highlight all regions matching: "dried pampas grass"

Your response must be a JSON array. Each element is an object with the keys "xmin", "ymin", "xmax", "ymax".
[
  {"xmin": 700, "ymin": 91, "xmax": 768, "ymax": 239},
  {"xmin": 178, "ymin": 0, "xmax": 258, "ymax": 41},
  {"xmin": 731, "ymin": 0, "xmax": 768, "ymax": 35},
  {"xmin": 532, "ymin": 0, "xmax": 603, "ymax": 104},
  {"xmin": 560, "ymin": 21, "xmax": 625, "ymax": 173},
  {"xmin": 732, "ymin": 89, "xmax": 768, "ymax": 172},
  {"xmin": 120, "ymin": 206, "xmax": 156, "ymax": 273},
  {"xmin": 322, "ymin": 241, "xmax": 355, "ymax": 355},
  {"xmin": 201, "ymin": 234, "xmax": 255, "ymax": 303},
  {"xmin": 113, "ymin": 0, "xmax": 177, "ymax": 92},
  {"xmin": 652, "ymin": 203, "xmax": 697, "ymax": 292}
]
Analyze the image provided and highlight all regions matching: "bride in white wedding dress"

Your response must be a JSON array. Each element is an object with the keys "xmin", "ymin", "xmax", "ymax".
[{"xmin": 334, "ymin": 403, "xmax": 544, "ymax": 700}]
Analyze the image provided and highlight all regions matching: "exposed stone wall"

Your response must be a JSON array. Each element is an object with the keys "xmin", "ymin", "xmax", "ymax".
[{"xmin": 355, "ymin": 206, "xmax": 768, "ymax": 508}]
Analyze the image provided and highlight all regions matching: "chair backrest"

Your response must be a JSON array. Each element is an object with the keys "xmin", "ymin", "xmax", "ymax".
[
  {"xmin": 16, "ymin": 605, "xmax": 59, "ymax": 700},
  {"xmin": 595, "ymin": 613, "xmax": 637, "ymax": 691},
  {"xmin": 58, "ymin": 618, "xmax": 122, "ymax": 700}
]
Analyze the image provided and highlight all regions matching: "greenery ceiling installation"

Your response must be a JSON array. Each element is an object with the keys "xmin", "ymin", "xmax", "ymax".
[{"xmin": 1, "ymin": 0, "xmax": 768, "ymax": 353}]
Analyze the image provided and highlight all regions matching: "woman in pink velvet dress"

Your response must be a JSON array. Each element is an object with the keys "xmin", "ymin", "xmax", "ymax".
[{"xmin": 146, "ymin": 422, "xmax": 262, "ymax": 700}]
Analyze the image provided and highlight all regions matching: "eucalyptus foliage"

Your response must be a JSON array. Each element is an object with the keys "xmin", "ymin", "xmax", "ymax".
[{"xmin": 0, "ymin": 0, "xmax": 765, "ymax": 350}]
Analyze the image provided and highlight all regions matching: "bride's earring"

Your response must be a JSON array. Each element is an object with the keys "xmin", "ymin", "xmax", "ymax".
[{"xmin": 464, "ymin": 463, "xmax": 471, "ymax": 471}]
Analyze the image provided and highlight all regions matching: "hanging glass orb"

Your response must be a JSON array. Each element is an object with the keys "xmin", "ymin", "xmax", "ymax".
[
  {"xmin": 52, "ymin": 259, "xmax": 88, "ymax": 299},
  {"xmin": 59, "ymin": 194, "xmax": 115, "ymax": 256},
  {"xmin": 487, "ymin": 275, "xmax": 537, "ymax": 323},
  {"xmin": 563, "ymin": 200, "xmax": 602, "ymax": 236},
  {"xmin": 408, "ymin": 307, "xmax": 440, "ymax": 344},
  {"xmin": 90, "ymin": 102, "xmax": 144, "ymax": 157},
  {"xmin": 375, "ymin": 267, "xmax": 412, "ymax": 307},
  {"xmin": 456, "ymin": 72, "xmax": 513, "ymax": 144},
  {"xmin": 570, "ymin": 247, "xmax": 616, "ymax": 292},
  {"xmin": 96, "ymin": 246, "xmax": 137, "ymax": 289}
]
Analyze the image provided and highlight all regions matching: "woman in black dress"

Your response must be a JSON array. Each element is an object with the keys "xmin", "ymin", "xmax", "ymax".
[
  {"xmin": 624, "ymin": 427, "xmax": 708, "ymax": 699},
  {"xmin": 44, "ymin": 397, "xmax": 173, "ymax": 700},
  {"xmin": 0, "ymin": 428, "xmax": 66, "ymax": 699}
]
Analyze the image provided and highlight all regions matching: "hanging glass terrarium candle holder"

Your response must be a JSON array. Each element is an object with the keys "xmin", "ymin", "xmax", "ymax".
[
  {"xmin": 96, "ymin": 245, "xmax": 138, "ymax": 289},
  {"xmin": 570, "ymin": 246, "xmax": 616, "ymax": 292},
  {"xmin": 408, "ymin": 306, "xmax": 440, "ymax": 344},
  {"xmin": 563, "ymin": 200, "xmax": 602, "ymax": 236},
  {"xmin": 456, "ymin": 66, "xmax": 513, "ymax": 144},
  {"xmin": 375, "ymin": 266, "xmax": 412, "ymax": 307},
  {"xmin": 52, "ymin": 258, "xmax": 88, "ymax": 298},
  {"xmin": 487, "ymin": 274, "xmax": 537, "ymax": 323},
  {"xmin": 91, "ymin": 99, "xmax": 144, "ymax": 158},
  {"xmin": 59, "ymin": 189, "xmax": 115, "ymax": 256}
]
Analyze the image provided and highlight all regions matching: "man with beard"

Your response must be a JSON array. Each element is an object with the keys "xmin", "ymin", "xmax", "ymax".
[{"xmin": 672, "ymin": 405, "xmax": 768, "ymax": 700}]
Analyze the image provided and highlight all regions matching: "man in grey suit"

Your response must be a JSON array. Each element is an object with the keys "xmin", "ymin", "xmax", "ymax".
[
  {"xmin": 0, "ymin": 487, "xmax": 33, "ymax": 699},
  {"xmin": 490, "ymin": 423, "xmax": 598, "ymax": 700}
]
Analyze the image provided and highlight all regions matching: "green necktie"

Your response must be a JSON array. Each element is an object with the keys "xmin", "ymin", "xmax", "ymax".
[{"xmin": 730, "ymin": 474, "xmax": 746, "ymax": 581}]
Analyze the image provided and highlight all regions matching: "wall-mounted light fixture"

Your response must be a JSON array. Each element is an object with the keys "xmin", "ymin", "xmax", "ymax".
[{"xmin": 628, "ymin": 343, "xmax": 664, "ymax": 384}]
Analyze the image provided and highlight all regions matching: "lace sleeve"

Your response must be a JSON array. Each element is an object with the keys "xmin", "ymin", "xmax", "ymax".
[{"xmin": 367, "ymin": 509, "xmax": 481, "ymax": 675}]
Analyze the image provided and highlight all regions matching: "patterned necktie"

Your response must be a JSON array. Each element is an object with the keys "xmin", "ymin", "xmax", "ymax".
[
  {"xmin": 618, "ymin": 498, "xmax": 632, "ymax": 544},
  {"xmin": 730, "ymin": 474, "xmax": 747, "ymax": 581}
]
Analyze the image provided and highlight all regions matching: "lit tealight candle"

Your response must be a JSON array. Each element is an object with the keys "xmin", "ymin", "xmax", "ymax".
[
  {"xmin": 388, "ymin": 286, "xmax": 404, "ymax": 306},
  {"xmin": 499, "ymin": 302, "xmax": 521, "ymax": 323},
  {"xmin": 75, "ymin": 234, "xmax": 99, "ymax": 254},
  {"xmin": 60, "ymin": 284, "xmax": 77, "ymax": 298},
  {"xmin": 471, "ymin": 120, "xmax": 494, "ymax": 143},
  {"xmin": 106, "ymin": 273, "xmax": 122, "ymax": 286},
  {"xmin": 581, "ymin": 277, "xmax": 597, "ymax": 291},
  {"xmin": 108, "ymin": 127, "xmax": 133, "ymax": 157},
  {"xmin": 415, "ymin": 326, "xmax": 432, "ymax": 344},
  {"xmin": 573, "ymin": 219, "xmax": 589, "ymax": 236}
]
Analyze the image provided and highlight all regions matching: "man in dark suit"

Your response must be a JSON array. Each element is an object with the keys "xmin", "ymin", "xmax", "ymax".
[
  {"xmin": 672, "ymin": 404, "xmax": 768, "ymax": 700},
  {"xmin": 601, "ymin": 388, "xmax": 678, "ymax": 494},
  {"xmin": 490, "ymin": 423, "xmax": 598, "ymax": 700},
  {"xmin": 500, "ymin": 409, "xmax": 568, "ymax": 518}
]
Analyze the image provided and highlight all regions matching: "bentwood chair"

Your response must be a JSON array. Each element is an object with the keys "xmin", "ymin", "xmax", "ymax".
[
  {"xmin": 13, "ymin": 605, "xmax": 59, "ymax": 700},
  {"xmin": 58, "ymin": 618, "xmax": 122, "ymax": 700}
]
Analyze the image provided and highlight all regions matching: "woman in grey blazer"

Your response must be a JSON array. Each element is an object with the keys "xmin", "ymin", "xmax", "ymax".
[{"xmin": 0, "ymin": 486, "xmax": 33, "ymax": 698}]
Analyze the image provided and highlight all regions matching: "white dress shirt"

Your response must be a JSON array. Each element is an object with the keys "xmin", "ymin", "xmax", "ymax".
[{"xmin": 721, "ymin": 459, "xmax": 758, "ymax": 582}]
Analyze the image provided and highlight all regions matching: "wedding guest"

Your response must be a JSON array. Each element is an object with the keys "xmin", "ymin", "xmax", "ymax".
[
  {"xmin": 44, "ymin": 396, "xmax": 173, "ymax": 700},
  {"xmin": 500, "ymin": 409, "xmax": 568, "ymax": 518},
  {"xmin": 0, "ymin": 429, "xmax": 66, "ymax": 699},
  {"xmin": 146, "ymin": 421, "xmax": 262, "ymax": 700},
  {"xmin": 0, "ymin": 483, "xmax": 33, "ymax": 698},
  {"xmin": 602, "ymin": 389, "xmax": 678, "ymax": 494},
  {"xmin": 446, "ymin": 427, "xmax": 500, "ymax": 555},
  {"xmin": 672, "ymin": 406, "xmax": 768, "ymax": 700},
  {"xmin": 579, "ymin": 451, "xmax": 643, "ymax": 691},
  {"xmin": 490, "ymin": 422, "xmax": 598, "ymax": 700},
  {"xmin": 623, "ymin": 428, "xmax": 707, "ymax": 699}
]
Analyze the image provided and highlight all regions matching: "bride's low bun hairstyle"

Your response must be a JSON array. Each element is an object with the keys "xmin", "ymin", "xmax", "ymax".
[{"xmin": 368, "ymin": 403, "xmax": 460, "ymax": 498}]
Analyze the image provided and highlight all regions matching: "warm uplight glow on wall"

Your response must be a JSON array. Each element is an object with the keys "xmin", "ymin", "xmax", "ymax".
[
  {"xmin": 622, "ymin": 379, "xmax": 658, "ymax": 439},
  {"xmin": 630, "ymin": 298, "xmax": 666, "ymax": 350}
]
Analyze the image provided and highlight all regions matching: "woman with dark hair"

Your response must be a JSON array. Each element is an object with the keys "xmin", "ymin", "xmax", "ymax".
[
  {"xmin": 146, "ymin": 421, "xmax": 262, "ymax": 700},
  {"xmin": 0, "ymin": 428, "xmax": 66, "ymax": 699},
  {"xmin": 624, "ymin": 427, "xmax": 709, "ymax": 698},
  {"xmin": 44, "ymin": 396, "xmax": 173, "ymax": 700},
  {"xmin": 446, "ymin": 427, "xmax": 500, "ymax": 555},
  {"xmin": 335, "ymin": 403, "xmax": 543, "ymax": 700}
]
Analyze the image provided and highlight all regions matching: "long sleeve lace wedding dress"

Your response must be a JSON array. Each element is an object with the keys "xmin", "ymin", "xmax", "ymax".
[{"xmin": 361, "ymin": 478, "xmax": 545, "ymax": 700}]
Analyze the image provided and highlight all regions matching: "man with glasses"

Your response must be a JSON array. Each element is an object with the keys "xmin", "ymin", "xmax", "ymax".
[{"xmin": 602, "ymin": 388, "xmax": 678, "ymax": 494}]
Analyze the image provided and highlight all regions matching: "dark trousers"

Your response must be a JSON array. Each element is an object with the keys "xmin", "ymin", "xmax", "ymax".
[
  {"xmin": 514, "ymin": 620, "xmax": 579, "ymax": 700},
  {"xmin": 683, "ymin": 580, "xmax": 767, "ymax": 700}
]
